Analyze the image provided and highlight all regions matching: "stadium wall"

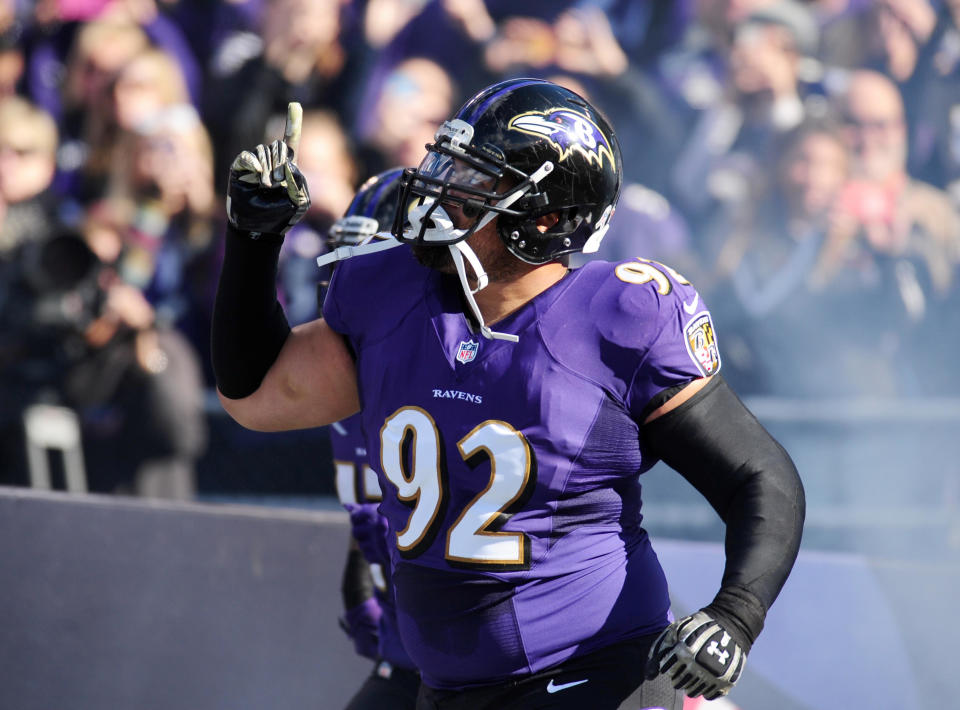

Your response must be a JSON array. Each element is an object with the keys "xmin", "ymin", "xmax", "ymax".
[{"xmin": 0, "ymin": 487, "xmax": 955, "ymax": 709}]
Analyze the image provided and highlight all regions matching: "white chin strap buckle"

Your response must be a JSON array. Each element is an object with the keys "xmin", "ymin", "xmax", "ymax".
[
  {"xmin": 316, "ymin": 234, "xmax": 402, "ymax": 268},
  {"xmin": 407, "ymin": 201, "xmax": 469, "ymax": 243}
]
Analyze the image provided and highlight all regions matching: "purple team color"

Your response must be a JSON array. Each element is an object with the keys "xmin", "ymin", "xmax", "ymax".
[
  {"xmin": 324, "ymin": 246, "xmax": 717, "ymax": 690},
  {"xmin": 331, "ymin": 412, "xmax": 416, "ymax": 672}
]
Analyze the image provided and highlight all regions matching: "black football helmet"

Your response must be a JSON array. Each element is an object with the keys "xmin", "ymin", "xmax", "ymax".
[
  {"xmin": 316, "ymin": 167, "xmax": 404, "ymax": 307},
  {"xmin": 327, "ymin": 167, "xmax": 404, "ymax": 249},
  {"xmin": 392, "ymin": 78, "xmax": 622, "ymax": 264}
]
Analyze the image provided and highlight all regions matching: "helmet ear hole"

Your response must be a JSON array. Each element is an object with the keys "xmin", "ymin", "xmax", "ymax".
[
  {"xmin": 497, "ymin": 218, "xmax": 542, "ymax": 260},
  {"xmin": 535, "ymin": 212, "xmax": 561, "ymax": 232},
  {"xmin": 554, "ymin": 208, "xmax": 582, "ymax": 236}
]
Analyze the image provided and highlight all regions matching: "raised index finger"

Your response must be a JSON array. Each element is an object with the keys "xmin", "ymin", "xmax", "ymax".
[{"xmin": 283, "ymin": 102, "xmax": 303, "ymax": 159}]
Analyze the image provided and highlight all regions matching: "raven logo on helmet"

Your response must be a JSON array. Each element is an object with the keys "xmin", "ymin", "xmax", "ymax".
[{"xmin": 508, "ymin": 109, "xmax": 616, "ymax": 170}]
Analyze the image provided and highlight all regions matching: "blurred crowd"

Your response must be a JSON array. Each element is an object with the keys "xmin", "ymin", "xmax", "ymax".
[{"xmin": 2, "ymin": 0, "xmax": 960, "ymax": 497}]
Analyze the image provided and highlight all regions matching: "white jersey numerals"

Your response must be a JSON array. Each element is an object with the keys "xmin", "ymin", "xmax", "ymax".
[
  {"xmin": 615, "ymin": 257, "xmax": 690, "ymax": 294},
  {"xmin": 380, "ymin": 407, "xmax": 446, "ymax": 554},
  {"xmin": 334, "ymin": 460, "xmax": 382, "ymax": 504},
  {"xmin": 379, "ymin": 406, "xmax": 535, "ymax": 570}
]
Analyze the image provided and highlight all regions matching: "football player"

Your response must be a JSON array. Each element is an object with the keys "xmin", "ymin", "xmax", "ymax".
[
  {"xmin": 323, "ymin": 168, "xmax": 420, "ymax": 710},
  {"xmin": 212, "ymin": 81, "xmax": 805, "ymax": 709}
]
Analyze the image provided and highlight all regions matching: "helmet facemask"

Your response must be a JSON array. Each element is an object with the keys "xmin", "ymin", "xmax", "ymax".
[
  {"xmin": 393, "ymin": 119, "xmax": 555, "ymax": 341},
  {"xmin": 394, "ymin": 119, "xmax": 555, "ymax": 247}
]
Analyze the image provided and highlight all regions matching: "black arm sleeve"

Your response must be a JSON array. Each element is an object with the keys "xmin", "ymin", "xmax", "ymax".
[
  {"xmin": 341, "ymin": 540, "xmax": 375, "ymax": 610},
  {"xmin": 641, "ymin": 375, "xmax": 805, "ymax": 650},
  {"xmin": 211, "ymin": 225, "xmax": 291, "ymax": 399}
]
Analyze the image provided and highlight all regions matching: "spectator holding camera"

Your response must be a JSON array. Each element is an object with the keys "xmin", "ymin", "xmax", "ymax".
[
  {"xmin": 811, "ymin": 70, "xmax": 960, "ymax": 393},
  {"xmin": 816, "ymin": 70, "xmax": 959, "ymax": 297}
]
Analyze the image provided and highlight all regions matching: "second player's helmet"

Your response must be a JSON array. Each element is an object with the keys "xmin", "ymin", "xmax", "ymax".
[
  {"xmin": 327, "ymin": 167, "xmax": 405, "ymax": 249},
  {"xmin": 317, "ymin": 167, "xmax": 404, "ymax": 307},
  {"xmin": 392, "ymin": 78, "xmax": 623, "ymax": 264}
]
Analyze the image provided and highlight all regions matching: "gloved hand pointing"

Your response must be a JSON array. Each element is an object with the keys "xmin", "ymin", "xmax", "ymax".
[{"xmin": 226, "ymin": 101, "xmax": 311, "ymax": 236}]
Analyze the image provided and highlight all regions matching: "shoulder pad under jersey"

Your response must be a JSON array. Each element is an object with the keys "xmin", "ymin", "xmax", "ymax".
[
  {"xmin": 323, "ymin": 245, "xmax": 429, "ymax": 345},
  {"xmin": 540, "ymin": 258, "xmax": 719, "ymax": 418}
]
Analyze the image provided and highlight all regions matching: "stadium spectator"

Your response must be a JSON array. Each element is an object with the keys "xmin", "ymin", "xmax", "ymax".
[
  {"xmin": 204, "ymin": 0, "xmax": 363, "ymax": 191},
  {"xmin": 817, "ymin": 69, "xmax": 959, "ymax": 295},
  {"xmin": 74, "ymin": 184, "xmax": 209, "ymax": 498},
  {"xmin": 0, "ymin": 215, "xmax": 208, "ymax": 499},
  {"xmin": 0, "ymin": 26, "xmax": 23, "ymax": 99},
  {"xmin": 161, "ymin": 0, "xmax": 262, "ymax": 77},
  {"xmin": 0, "ymin": 96, "xmax": 61, "ymax": 255},
  {"xmin": 112, "ymin": 47, "xmax": 192, "ymax": 134},
  {"xmin": 699, "ymin": 120, "xmax": 857, "ymax": 395},
  {"xmin": 827, "ymin": 2, "xmax": 960, "ymax": 193},
  {"xmin": 808, "ymin": 0, "xmax": 876, "ymax": 70},
  {"xmin": 354, "ymin": 57, "xmax": 455, "ymax": 179},
  {"xmin": 811, "ymin": 69, "xmax": 960, "ymax": 394},
  {"xmin": 669, "ymin": 0, "xmax": 822, "ymax": 222},
  {"xmin": 100, "ymin": 101, "xmax": 220, "ymax": 365},
  {"xmin": 279, "ymin": 109, "xmax": 358, "ymax": 325},
  {"xmin": 56, "ymin": 19, "xmax": 150, "ymax": 205},
  {"xmin": 0, "ymin": 96, "xmax": 66, "ymax": 487},
  {"xmin": 897, "ymin": 0, "xmax": 960, "ymax": 194},
  {"xmin": 361, "ymin": 0, "xmax": 430, "ymax": 49},
  {"xmin": 869, "ymin": 0, "xmax": 938, "ymax": 83},
  {"xmin": 67, "ymin": 229, "xmax": 208, "ymax": 498}
]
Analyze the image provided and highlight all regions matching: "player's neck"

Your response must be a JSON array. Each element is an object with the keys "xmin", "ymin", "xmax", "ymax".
[{"xmin": 474, "ymin": 262, "xmax": 568, "ymax": 326}]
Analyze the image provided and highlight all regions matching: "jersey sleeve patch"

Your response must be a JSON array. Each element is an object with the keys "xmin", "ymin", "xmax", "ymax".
[{"xmin": 684, "ymin": 311, "xmax": 721, "ymax": 376}]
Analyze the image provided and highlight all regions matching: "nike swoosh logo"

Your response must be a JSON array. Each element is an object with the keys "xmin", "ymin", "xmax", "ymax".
[
  {"xmin": 683, "ymin": 293, "xmax": 699, "ymax": 315},
  {"xmin": 546, "ymin": 678, "xmax": 589, "ymax": 694}
]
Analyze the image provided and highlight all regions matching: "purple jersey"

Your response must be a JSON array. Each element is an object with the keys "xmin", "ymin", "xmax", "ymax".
[
  {"xmin": 324, "ymin": 247, "xmax": 718, "ymax": 689},
  {"xmin": 332, "ymin": 414, "xmax": 415, "ymax": 671},
  {"xmin": 331, "ymin": 412, "xmax": 380, "ymax": 508}
]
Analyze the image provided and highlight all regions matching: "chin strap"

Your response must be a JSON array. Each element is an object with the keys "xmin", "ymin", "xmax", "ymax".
[
  {"xmin": 320, "ymin": 161, "xmax": 555, "ymax": 342},
  {"xmin": 416, "ymin": 161, "xmax": 555, "ymax": 344},
  {"xmin": 450, "ymin": 242, "xmax": 518, "ymax": 342},
  {"xmin": 316, "ymin": 233, "xmax": 403, "ymax": 268},
  {"xmin": 453, "ymin": 240, "xmax": 488, "ymax": 292}
]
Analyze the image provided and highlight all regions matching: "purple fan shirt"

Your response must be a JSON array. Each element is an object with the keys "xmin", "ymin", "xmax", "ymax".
[
  {"xmin": 324, "ymin": 246, "xmax": 719, "ymax": 690},
  {"xmin": 331, "ymin": 412, "xmax": 415, "ymax": 671}
]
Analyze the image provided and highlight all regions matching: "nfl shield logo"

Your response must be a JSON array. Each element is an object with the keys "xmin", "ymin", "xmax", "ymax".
[{"xmin": 455, "ymin": 339, "xmax": 479, "ymax": 364}]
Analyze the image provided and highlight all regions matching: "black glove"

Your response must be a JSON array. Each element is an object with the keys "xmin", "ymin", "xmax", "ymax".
[
  {"xmin": 226, "ymin": 102, "xmax": 311, "ymax": 236},
  {"xmin": 645, "ymin": 609, "xmax": 747, "ymax": 700}
]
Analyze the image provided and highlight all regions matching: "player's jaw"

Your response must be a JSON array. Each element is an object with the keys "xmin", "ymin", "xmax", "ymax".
[
  {"xmin": 411, "ymin": 214, "xmax": 523, "ymax": 286},
  {"xmin": 410, "ymin": 241, "xmax": 456, "ymax": 273}
]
